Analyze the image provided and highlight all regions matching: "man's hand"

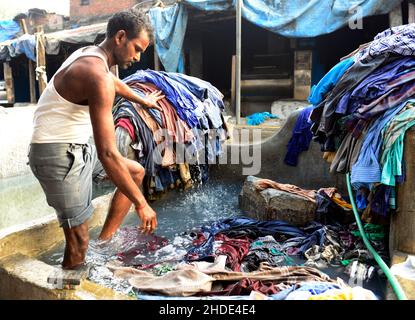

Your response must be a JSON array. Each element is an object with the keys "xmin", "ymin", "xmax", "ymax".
[
  {"xmin": 136, "ymin": 203, "xmax": 158, "ymax": 234},
  {"xmin": 142, "ymin": 90, "xmax": 165, "ymax": 111},
  {"xmin": 112, "ymin": 73, "xmax": 165, "ymax": 112}
]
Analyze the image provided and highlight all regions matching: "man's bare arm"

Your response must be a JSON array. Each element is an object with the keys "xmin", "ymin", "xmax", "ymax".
[
  {"xmin": 88, "ymin": 72, "xmax": 147, "ymax": 208},
  {"xmin": 111, "ymin": 73, "xmax": 164, "ymax": 110}
]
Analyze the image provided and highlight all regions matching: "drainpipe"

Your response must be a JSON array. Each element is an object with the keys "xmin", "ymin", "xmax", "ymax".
[{"xmin": 236, "ymin": 0, "xmax": 242, "ymax": 125}]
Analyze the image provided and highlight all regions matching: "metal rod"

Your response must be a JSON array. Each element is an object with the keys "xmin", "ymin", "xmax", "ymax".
[
  {"xmin": 231, "ymin": 55, "xmax": 236, "ymax": 112},
  {"xmin": 236, "ymin": 0, "xmax": 242, "ymax": 124}
]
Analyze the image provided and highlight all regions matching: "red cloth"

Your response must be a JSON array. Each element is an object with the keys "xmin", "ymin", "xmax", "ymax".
[
  {"xmin": 214, "ymin": 234, "xmax": 251, "ymax": 272},
  {"xmin": 115, "ymin": 118, "xmax": 136, "ymax": 141},
  {"xmin": 115, "ymin": 226, "xmax": 168, "ymax": 265},
  {"xmin": 225, "ymin": 278, "xmax": 281, "ymax": 295},
  {"xmin": 126, "ymin": 81, "xmax": 194, "ymax": 144}
]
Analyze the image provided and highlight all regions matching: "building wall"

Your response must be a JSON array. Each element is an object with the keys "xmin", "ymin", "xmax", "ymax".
[
  {"xmin": 70, "ymin": 0, "xmax": 137, "ymax": 22},
  {"xmin": 45, "ymin": 14, "xmax": 65, "ymax": 32}
]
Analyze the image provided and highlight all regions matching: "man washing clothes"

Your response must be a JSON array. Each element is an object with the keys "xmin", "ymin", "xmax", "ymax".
[{"xmin": 28, "ymin": 9, "xmax": 163, "ymax": 270}]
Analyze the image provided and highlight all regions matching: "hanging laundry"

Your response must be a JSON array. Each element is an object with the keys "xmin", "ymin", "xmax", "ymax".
[
  {"xmin": 356, "ymin": 23, "xmax": 415, "ymax": 63},
  {"xmin": 111, "ymin": 69, "xmax": 228, "ymax": 198},
  {"xmin": 308, "ymin": 57, "xmax": 355, "ymax": 106},
  {"xmin": 123, "ymin": 69, "xmax": 207, "ymax": 129},
  {"xmin": 381, "ymin": 102, "xmax": 415, "ymax": 186},
  {"xmin": 115, "ymin": 118, "xmax": 136, "ymax": 141},
  {"xmin": 350, "ymin": 99, "xmax": 410, "ymax": 187},
  {"xmin": 160, "ymin": 71, "xmax": 225, "ymax": 112},
  {"xmin": 307, "ymin": 23, "xmax": 415, "ymax": 220},
  {"xmin": 284, "ymin": 105, "xmax": 314, "ymax": 166},
  {"xmin": 113, "ymin": 101, "xmax": 162, "ymax": 177},
  {"xmin": 336, "ymin": 57, "xmax": 415, "ymax": 116}
]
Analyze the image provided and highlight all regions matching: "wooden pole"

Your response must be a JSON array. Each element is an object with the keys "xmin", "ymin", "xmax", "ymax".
[
  {"xmin": 28, "ymin": 57, "xmax": 36, "ymax": 103},
  {"xmin": 3, "ymin": 62, "xmax": 15, "ymax": 104},
  {"xmin": 35, "ymin": 26, "xmax": 47, "ymax": 94},
  {"xmin": 235, "ymin": 0, "xmax": 242, "ymax": 124},
  {"xmin": 19, "ymin": 19, "xmax": 37, "ymax": 104}
]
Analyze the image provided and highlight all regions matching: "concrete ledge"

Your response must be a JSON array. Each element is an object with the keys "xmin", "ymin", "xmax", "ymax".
[
  {"xmin": 0, "ymin": 194, "xmax": 137, "ymax": 300},
  {"xmin": 212, "ymin": 109, "xmax": 347, "ymax": 194},
  {"xmin": 239, "ymin": 175, "xmax": 316, "ymax": 226},
  {"xmin": 0, "ymin": 253, "xmax": 132, "ymax": 300},
  {"xmin": 386, "ymin": 251, "xmax": 415, "ymax": 300}
]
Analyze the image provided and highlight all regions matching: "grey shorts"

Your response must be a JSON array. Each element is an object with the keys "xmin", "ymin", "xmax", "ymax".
[{"xmin": 28, "ymin": 143, "xmax": 106, "ymax": 229}]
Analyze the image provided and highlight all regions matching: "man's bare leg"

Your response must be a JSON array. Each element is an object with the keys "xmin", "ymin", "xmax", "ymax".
[
  {"xmin": 62, "ymin": 222, "xmax": 89, "ymax": 269},
  {"xmin": 98, "ymin": 158, "xmax": 145, "ymax": 241}
]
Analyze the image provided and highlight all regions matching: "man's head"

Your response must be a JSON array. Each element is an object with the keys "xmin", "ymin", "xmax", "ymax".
[{"xmin": 106, "ymin": 9, "xmax": 154, "ymax": 69}]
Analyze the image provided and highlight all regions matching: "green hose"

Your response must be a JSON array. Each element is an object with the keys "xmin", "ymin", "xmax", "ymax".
[{"xmin": 346, "ymin": 173, "xmax": 407, "ymax": 300}]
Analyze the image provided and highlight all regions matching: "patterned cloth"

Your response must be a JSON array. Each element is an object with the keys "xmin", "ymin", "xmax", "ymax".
[
  {"xmin": 357, "ymin": 23, "xmax": 415, "ymax": 62},
  {"xmin": 380, "ymin": 102, "xmax": 415, "ymax": 186},
  {"xmin": 243, "ymin": 235, "xmax": 293, "ymax": 272}
]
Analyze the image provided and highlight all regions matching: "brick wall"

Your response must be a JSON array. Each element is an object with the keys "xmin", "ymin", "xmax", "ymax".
[{"xmin": 70, "ymin": 0, "xmax": 137, "ymax": 22}]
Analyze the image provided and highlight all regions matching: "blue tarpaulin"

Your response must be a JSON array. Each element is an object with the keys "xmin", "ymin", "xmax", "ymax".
[
  {"xmin": 149, "ymin": 3, "xmax": 188, "ymax": 72},
  {"xmin": 147, "ymin": 0, "xmax": 401, "ymax": 75},
  {"xmin": 184, "ymin": 0, "xmax": 233, "ymax": 11},
  {"xmin": 184, "ymin": 0, "xmax": 403, "ymax": 38},
  {"xmin": 0, "ymin": 34, "xmax": 36, "ymax": 62},
  {"xmin": 0, "ymin": 20, "xmax": 21, "ymax": 43}
]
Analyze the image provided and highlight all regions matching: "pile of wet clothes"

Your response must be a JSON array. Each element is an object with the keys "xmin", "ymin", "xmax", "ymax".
[
  {"xmin": 302, "ymin": 23, "xmax": 415, "ymax": 223},
  {"xmin": 112, "ymin": 70, "xmax": 229, "ymax": 199},
  {"xmin": 107, "ymin": 211, "xmax": 385, "ymax": 299}
]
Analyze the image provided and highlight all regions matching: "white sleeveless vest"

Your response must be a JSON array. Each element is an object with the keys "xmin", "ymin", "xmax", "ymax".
[{"xmin": 31, "ymin": 46, "xmax": 110, "ymax": 144}]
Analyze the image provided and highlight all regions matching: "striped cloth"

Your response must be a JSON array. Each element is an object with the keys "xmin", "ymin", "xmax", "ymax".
[{"xmin": 357, "ymin": 23, "xmax": 415, "ymax": 62}]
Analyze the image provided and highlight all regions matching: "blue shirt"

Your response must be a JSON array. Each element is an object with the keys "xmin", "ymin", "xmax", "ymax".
[
  {"xmin": 284, "ymin": 105, "xmax": 314, "ymax": 167},
  {"xmin": 336, "ymin": 57, "xmax": 415, "ymax": 115},
  {"xmin": 350, "ymin": 99, "xmax": 412, "ymax": 187},
  {"xmin": 161, "ymin": 71, "xmax": 225, "ymax": 110},
  {"xmin": 308, "ymin": 57, "xmax": 354, "ymax": 105}
]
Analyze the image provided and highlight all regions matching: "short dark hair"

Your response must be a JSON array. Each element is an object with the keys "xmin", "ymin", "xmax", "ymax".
[{"xmin": 107, "ymin": 8, "xmax": 154, "ymax": 43}]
